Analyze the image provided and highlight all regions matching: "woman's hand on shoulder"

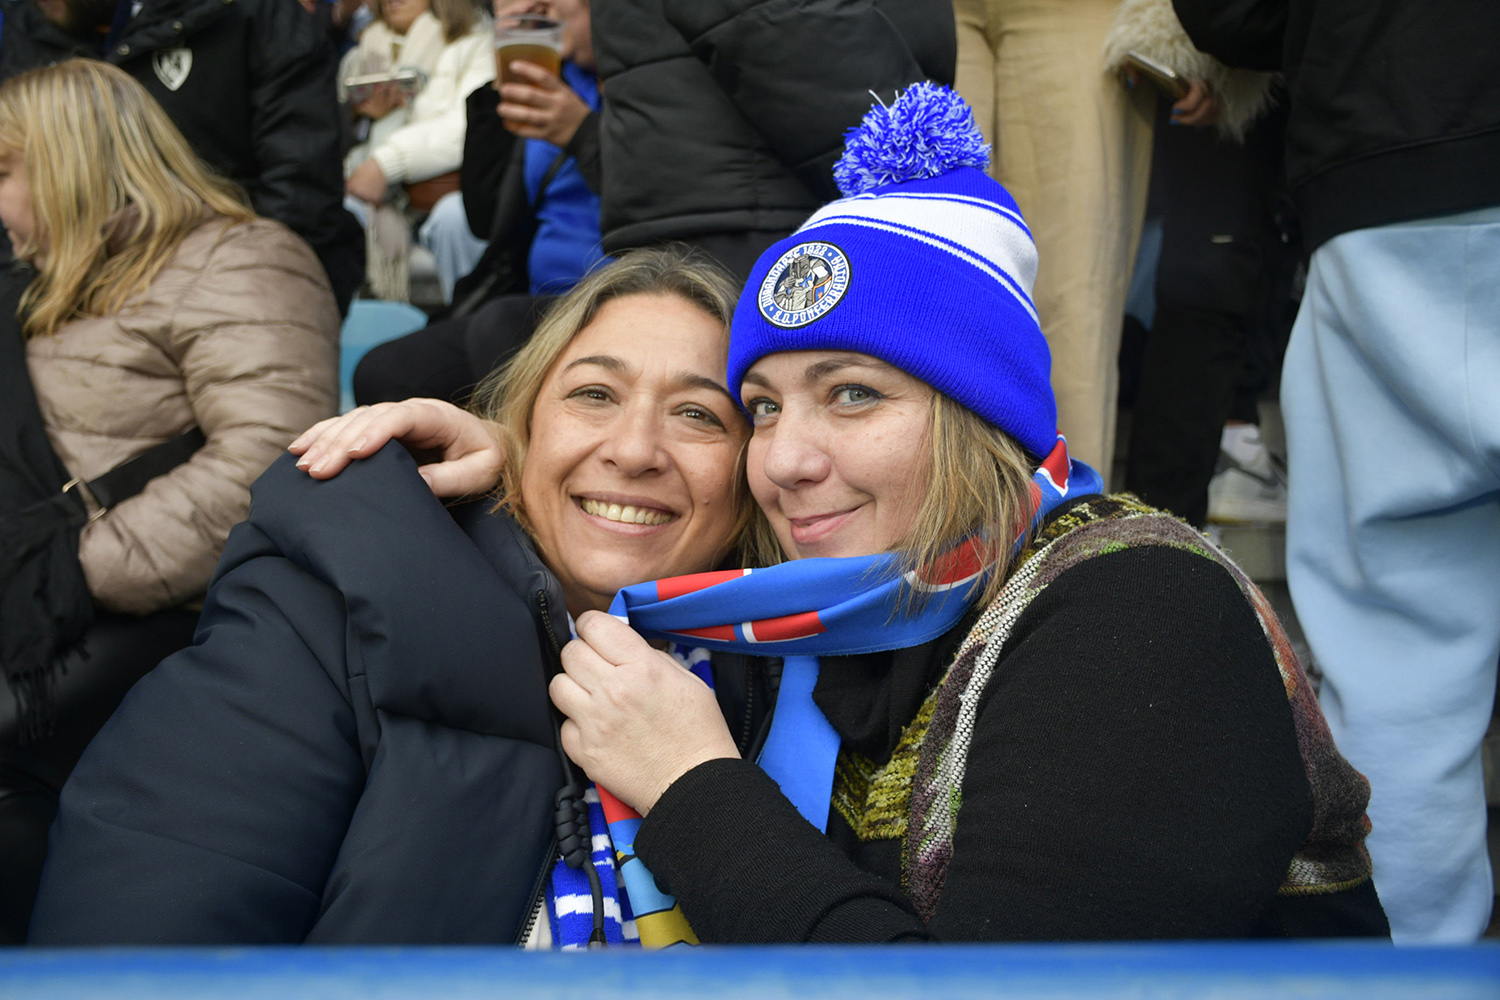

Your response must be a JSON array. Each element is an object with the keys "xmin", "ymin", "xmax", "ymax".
[
  {"xmin": 288, "ymin": 398, "xmax": 505, "ymax": 497},
  {"xmin": 550, "ymin": 611, "xmax": 740, "ymax": 815}
]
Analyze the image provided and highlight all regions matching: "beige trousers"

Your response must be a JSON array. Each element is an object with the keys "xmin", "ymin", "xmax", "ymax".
[{"xmin": 954, "ymin": 0, "xmax": 1154, "ymax": 473}]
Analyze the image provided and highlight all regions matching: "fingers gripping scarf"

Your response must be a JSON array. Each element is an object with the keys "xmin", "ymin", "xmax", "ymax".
[{"xmin": 574, "ymin": 439, "xmax": 1100, "ymax": 948}]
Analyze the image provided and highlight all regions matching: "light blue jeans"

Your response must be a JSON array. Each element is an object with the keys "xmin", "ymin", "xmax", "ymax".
[
  {"xmin": 1282, "ymin": 204, "xmax": 1500, "ymax": 942},
  {"xmin": 418, "ymin": 191, "xmax": 490, "ymax": 303}
]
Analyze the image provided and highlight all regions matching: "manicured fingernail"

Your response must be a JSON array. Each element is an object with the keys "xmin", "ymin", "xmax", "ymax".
[
  {"xmin": 350, "ymin": 437, "xmax": 368, "ymax": 454},
  {"xmin": 311, "ymin": 457, "xmax": 329, "ymax": 474},
  {"xmin": 295, "ymin": 453, "xmax": 312, "ymax": 469},
  {"xmin": 419, "ymin": 472, "xmax": 434, "ymax": 490}
]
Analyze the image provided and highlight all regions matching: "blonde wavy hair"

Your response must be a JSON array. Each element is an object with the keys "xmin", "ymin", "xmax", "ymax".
[
  {"xmin": 368, "ymin": 0, "xmax": 481, "ymax": 41},
  {"xmin": 0, "ymin": 60, "xmax": 251, "ymax": 340},
  {"xmin": 471, "ymin": 244, "xmax": 753, "ymax": 545},
  {"xmin": 743, "ymin": 390, "xmax": 1038, "ymax": 609}
]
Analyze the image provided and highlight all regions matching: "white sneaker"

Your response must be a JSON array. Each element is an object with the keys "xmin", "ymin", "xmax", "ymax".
[{"xmin": 1207, "ymin": 424, "xmax": 1287, "ymax": 524}]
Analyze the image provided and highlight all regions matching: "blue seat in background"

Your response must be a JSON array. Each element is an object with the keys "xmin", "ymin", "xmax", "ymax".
[{"xmin": 338, "ymin": 299, "xmax": 429, "ymax": 412}]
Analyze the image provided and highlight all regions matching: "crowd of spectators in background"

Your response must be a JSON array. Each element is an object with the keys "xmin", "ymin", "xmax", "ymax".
[{"xmin": 0, "ymin": 0, "xmax": 1495, "ymax": 952}]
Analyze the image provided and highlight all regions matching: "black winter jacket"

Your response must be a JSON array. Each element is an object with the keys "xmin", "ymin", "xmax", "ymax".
[
  {"xmin": 30, "ymin": 448, "xmax": 568, "ymax": 944},
  {"xmin": 592, "ymin": 0, "xmax": 955, "ymax": 255},
  {"xmin": 1171, "ymin": 0, "xmax": 1500, "ymax": 252},
  {"xmin": 0, "ymin": 0, "xmax": 364, "ymax": 313}
]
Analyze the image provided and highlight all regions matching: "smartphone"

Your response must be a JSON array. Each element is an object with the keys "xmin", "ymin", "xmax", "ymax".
[
  {"xmin": 343, "ymin": 68, "xmax": 426, "ymax": 105},
  {"xmin": 1122, "ymin": 50, "xmax": 1189, "ymax": 101}
]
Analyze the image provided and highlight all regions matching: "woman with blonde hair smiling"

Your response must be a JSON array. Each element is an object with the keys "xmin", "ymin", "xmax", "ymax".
[
  {"xmin": 0, "ymin": 59, "xmax": 338, "ymax": 941},
  {"xmin": 30, "ymin": 246, "xmax": 755, "ymax": 946}
]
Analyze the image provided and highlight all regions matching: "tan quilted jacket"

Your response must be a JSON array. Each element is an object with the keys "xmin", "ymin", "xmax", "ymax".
[{"xmin": 25, "ymin": 215, "xmax": 340, "ymax": 615}]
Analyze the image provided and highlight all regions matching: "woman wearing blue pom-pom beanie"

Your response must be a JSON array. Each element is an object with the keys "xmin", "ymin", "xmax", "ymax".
[
  {"xmin": 546, "ymin": 83, "xmax": 1389, "ymax": 942},
  {"xmin": 163, "ymin": 87, "xmax": 1385, "ymax": 943}
]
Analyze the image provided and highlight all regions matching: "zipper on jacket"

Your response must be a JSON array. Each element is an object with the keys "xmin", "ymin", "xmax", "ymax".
[
  {"xmin": 514, "ymin": 834, "xmax": 556, "ymax": 947},
  {"xmin": 738, "ymin": 656, "xmax": 757, "ymax": 756},
  {"xmin": 534, "ymin": 588, "xmax": 607, "ymax": 947},
  {"xmin": 515, "ymin": 589, "xmax": 566, "ymax": 947},
  {"xmin": 536, "ymin": 588, "xmax": 564, "ymax": 671}
]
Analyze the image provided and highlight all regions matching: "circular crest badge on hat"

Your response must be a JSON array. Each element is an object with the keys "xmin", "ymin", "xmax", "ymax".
[{"xmin": 758, "ymin": 241, "xmax": 851, "ymax": 328}]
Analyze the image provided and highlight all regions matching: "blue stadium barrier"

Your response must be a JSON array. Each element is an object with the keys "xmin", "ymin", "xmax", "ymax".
[
  {"xmin": 3, "ymin": 942, "xmax": 1497, "ymax": 1000},
  {"xmin": 338, "ymin": 299, "xmax": 429, "ymax": 412}
]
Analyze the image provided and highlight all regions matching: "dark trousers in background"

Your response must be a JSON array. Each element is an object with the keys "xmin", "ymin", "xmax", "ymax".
[
  {"xmin": 1124, "ymin": 104, "xmax": 1289, "ymax": 526},
  {"xmin": 0, "ymin": 609, "xmax": 198, "ymax": 943},
  {"xmin": 1127, "ymin": 303, "xmax": 1258, "ymax": 525}
]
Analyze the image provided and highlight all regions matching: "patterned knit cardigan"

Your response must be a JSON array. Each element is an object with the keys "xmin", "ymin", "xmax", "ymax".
[{"xmin": 830, "ymin": 496, "xmax": 1375, "ymax": 922}]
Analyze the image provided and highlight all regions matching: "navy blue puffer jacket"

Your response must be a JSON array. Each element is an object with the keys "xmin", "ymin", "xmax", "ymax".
[{"xmin": 30, "ymin": 447, "xmax": 566, "ymax": 943}]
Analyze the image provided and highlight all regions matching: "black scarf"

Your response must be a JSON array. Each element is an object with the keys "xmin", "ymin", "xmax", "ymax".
[{"xmin": 0, "ymin": 263, "xmax": 93, "ymax": 744}]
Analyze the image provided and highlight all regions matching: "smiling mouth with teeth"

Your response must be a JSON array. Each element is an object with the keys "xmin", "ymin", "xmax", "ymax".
[{"xmin": 578, "ymin": 498, "xmax": 677, "ymax": 526}]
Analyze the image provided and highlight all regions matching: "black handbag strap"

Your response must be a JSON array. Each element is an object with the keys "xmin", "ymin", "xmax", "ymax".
[
  {"xmin": 3, "ymin": 425, "xmax": 205, "ymax": 743},
  {"xmin": 488, "ymin": 142, "xmax": 569, "ymax": 248},
  {"xmin": 449, "ymin": 147, "xmax": 571, "ymax": 320},
  {"xmin": 68, "ymin": 426, "xmax": 207, "ymax": 516}
]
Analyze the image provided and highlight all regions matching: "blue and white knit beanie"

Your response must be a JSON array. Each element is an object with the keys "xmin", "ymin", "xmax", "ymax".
[{"xmin": 727, "ymin": 83, "xmax": 1056, "ymax": 460}]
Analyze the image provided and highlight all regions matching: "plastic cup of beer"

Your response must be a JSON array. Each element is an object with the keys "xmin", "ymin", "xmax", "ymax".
[{"xmin": 495, "ymin": 15, "xmax": 563, "ymax": 87}]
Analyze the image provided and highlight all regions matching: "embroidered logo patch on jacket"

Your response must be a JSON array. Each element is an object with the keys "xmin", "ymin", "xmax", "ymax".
[{"xmin": 153, "ymin": 48, "xmax": 193, "ymax": 91}]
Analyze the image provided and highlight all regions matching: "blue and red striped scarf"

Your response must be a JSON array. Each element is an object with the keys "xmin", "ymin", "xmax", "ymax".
[
  {"xmin": 571, "ymin": 437, "xmax": 1100, "ymax": 947},
  {"xmin": 612, "ymin": 437, "xmax": 1099, "ymax": 655}
]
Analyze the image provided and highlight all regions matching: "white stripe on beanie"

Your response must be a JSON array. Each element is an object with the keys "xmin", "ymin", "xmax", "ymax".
[
  {"xmin": 799, "ymin": 193, "xmax": 1039, "ymax": 304},
  {"xmin": 837, "ymin": 190, "xmax": 1034, "ymax": 236},
  {"xmin": 798, "ymin": 209, "xmax": 1044, "ymax": 326},
  {"xmin": 802, "ymin": 192, "xmax": 1038, "ymax": 291}
]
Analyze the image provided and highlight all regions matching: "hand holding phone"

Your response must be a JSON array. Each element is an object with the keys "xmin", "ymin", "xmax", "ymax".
[
  {"xmin": 1121, "ymin": 50, "xmax": 1189, "ymax": 101},
  {"xmin": 344, "ymin": 68, "xmax": 426, "ymax": 108}
]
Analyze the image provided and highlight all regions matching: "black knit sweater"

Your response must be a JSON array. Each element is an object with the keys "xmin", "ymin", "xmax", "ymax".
[{"xmin": 635, "ymin": 538, "xmax": 1389, "ymax": 942}]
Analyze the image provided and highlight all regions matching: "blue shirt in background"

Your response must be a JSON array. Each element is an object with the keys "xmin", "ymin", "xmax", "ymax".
[{"xmin": 523, "ymin": 61, "xmax": 604, "ymax": 296}]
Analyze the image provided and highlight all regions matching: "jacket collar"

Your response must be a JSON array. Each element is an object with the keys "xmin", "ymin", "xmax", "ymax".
[{"xmin": 451, "ymin": 498, "xmax": 571, "ymax": 649}]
